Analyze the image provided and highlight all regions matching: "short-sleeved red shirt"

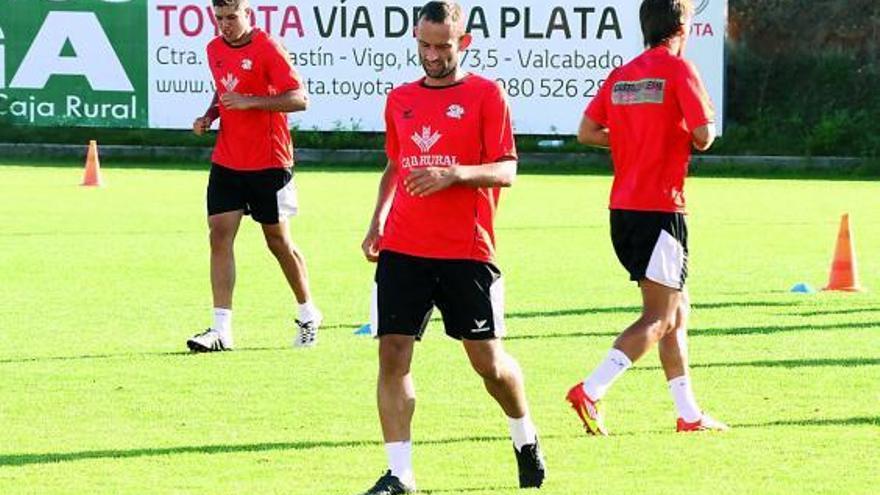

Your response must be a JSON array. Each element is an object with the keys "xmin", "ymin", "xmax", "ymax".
[
  {"xmin": 585, "ymin": 46, "xmax": 714, "ymax": 212},
  {"xmin": 381, "ymin": 74, "xmax": 517, "ymax": 262},
  {"xmin": 207, "ymin": 29, "xmax": 301, "ymax": 170}
]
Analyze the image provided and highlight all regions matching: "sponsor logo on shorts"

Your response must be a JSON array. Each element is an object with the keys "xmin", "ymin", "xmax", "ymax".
[
  {"xmin": 612, "ymin": 78, "xmax": 665, "ymax": 105},
  {"xmin": 471, "ymin": 319, "xmax": 490, "ymax": 333}
]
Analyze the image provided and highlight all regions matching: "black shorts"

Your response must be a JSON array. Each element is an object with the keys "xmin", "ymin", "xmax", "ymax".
[
  {"xmin": 206, "ymin": 163, "xmax": 298, "ymax": 224},
  {"xmin": 610, "ymin": 209, "xmax": 688, "ymax": 290},
  {"xmin": 371, "ymin": 250, "xmax": 506, "ymax": 341}
]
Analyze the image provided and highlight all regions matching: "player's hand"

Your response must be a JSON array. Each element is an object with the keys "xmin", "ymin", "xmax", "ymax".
[
  {"xmin": 404, "ymin": 166, "xmax": 458, "ymax": 197},
  {"xmin": 220, "ymin": 92, "xmax": 254, "ymax": 110},
  {"xmin": 192, "ymin": 116, "xmax": 212, "ymax": 135},
  {"xmin": 361, "ymin": 224, "xmax": 382, "ymax": 263}
]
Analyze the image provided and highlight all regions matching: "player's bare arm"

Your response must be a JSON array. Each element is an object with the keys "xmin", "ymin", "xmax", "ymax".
[
  {"xmin": 219, "ymin": 88, "xmax": 309, "ymax": 113},
  {"xmin": 404, "ymin": 160, "xmax": 516, "ymax": 198},
  {"xmin": 692, "ymin": 123, "xmax": 716, "ymax": 151},
  {"xmin": 577, "ymin": 115, "xmax": 610, "ymax": 148},
  {"xmin": 193, "ymin": 92, "xmax": 220, "ymax": 135},
  {"xmin": 362, "ymin": 160, "xmax": 399, "ymax": 262},
  {"xmin": 450, "ymin": 159, "xmax": 517, "ymax": 188}
]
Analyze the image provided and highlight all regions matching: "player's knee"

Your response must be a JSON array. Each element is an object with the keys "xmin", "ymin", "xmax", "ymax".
[
  {"xmin": 673, "ymin": 305, "xmax": 691, "ymax": 331},
  {"xmin": 470, "ymin": 355, "xmax": 504, "ymax": 382},
  {"xmin": 379, "ymin": 355, "xmax": 411, "ymax": 378},
  {"xmin": 639, "ymin": 313, "xmax": 677, "ymax": 340},
  {"xmin": 209, "ymin": 227, "xmax": 235, "ymax": 249},
  {"xmin": 660, "ymin": 314, "xmax": 678, "ymax": 336},
  {"xmin": 263, "ymin": 232, "xmax": 290, "ymax": 255},
  {"xmin": 670, "ymin": 312, "xmax": 689, "ymax": 334},
  {"xmin": 379, "ymin": 341, "xmax": 412, "ymax": 377}
]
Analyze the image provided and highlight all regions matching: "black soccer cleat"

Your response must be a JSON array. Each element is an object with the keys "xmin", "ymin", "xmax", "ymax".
[
  {"xmin": 515, "ymin": 439, "xmax": 546, "ymax": 489},
  {"xmin": 358, "ymin": 470, "xmax": 414, "ymax": 495}
]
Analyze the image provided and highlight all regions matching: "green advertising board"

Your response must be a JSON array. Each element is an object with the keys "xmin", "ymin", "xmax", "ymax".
[
  {"xmin": 0, "ymin": 1, "xmax": 726, "ymax": 133},
  {"xmin": 0, "ymin": 0, "xmax": 147, "ymax": 127}
]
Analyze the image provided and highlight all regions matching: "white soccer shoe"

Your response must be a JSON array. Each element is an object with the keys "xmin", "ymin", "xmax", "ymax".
[
  {"xmin": 186, "ymin": 329, "xmax": 233, "ymax": 352},
  {"xmin": 293, "ymin": 316, "xmax": 322, "ymax": 348}
]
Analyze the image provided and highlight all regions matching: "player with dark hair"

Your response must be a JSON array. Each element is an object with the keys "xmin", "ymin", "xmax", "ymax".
[
  {"xmin": 358, "ymin": 1, "xmax": 545, "ymax": 493},
  {"xmin": 187, "ymin": 0, "xmax": 322, "ymax": 352},
  {"xmin": 567, "ymin": 0, "xmax": 728, "ymax": 435}
]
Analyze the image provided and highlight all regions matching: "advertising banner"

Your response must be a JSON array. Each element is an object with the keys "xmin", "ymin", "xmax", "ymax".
[
  {"xmin": 0, "ymin": 0, "xmax": 147, "ymax": 127},
  {"xmin": 1, "ymin": 0, "xmax": 725, "ymax": 134}
]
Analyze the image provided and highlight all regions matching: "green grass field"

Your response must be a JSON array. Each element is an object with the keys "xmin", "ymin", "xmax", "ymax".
[{"xmin": 1, "ymin": 162, "xmax": 877, "ymax": 494}]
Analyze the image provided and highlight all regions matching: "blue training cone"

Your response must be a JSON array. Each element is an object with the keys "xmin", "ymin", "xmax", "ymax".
[
  {"xmin": 790, "ymin": 282, "xmax": 816, "ymax": 294},
  {"xmin": 354, "ymin": 323, "xmax": 371, "ymax": 335}
]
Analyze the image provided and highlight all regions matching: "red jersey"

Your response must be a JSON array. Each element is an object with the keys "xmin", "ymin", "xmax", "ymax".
[
  {"xmin": 207, "ymin": 29, "xmax": 301, "ymax": 171},
  {"xmin": 381, "ymin": 74, "xmax": 517, "ymax": 262},
  {"xmin": 585, "ymin": 46, "xmax": 714, "ymax": 212}
]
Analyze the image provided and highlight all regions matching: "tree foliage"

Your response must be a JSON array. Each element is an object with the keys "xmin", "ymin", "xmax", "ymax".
[{"xmin": 721, "ymin": 0, "xmax": 880, "ymax": 157}]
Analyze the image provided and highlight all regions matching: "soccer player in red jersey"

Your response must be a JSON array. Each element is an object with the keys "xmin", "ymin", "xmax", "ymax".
[
  {"xmin": 566, "ymin": 0, "xmax": 729, "ymax": 435},
  {"xmin": 358, "ymin": 2, "xmax": 545, "ymax": 493},
  {"xmin": 186, "ymin": 0, "xmax": 322, "ymax": 352}
]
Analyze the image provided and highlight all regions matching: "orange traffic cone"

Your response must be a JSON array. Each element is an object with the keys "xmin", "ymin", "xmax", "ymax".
[
  {"xmin": 81, "ymin": 140, "xmax": 103, "ymax": 187},
  {"xmin": 823, "ymin": 214, "xmax": 863, "ymax": 292}
]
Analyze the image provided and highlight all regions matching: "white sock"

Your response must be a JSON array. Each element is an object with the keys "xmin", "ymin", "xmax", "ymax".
[
  {"xmin": 385, "ymin": 441, "xmax": 415, "ymax": 488},
  {"xmin": 212, "ymin": 308, "xmax": 232, "ymax": 335},
  {"xmin": 668, "ymin": 375, "xmax": 702, "ymax": 423},
  {"xmin": 583, "ymin": 348, "xmax": 632, "ymax": 401},
  {"xmin": 297, "ymin": 301, "xmax": 321, "ymax": 323},
  {"xmin": 508, "ymin": 414, "xmax": 538, "ymax": 451},
  {"xmin": 211, "ymin": 308, "xmax": 233, "ymax": 347}
]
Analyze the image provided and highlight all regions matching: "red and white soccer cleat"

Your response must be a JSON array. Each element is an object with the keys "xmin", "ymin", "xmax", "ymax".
[
  {"xmin": 676, "ymin": 413, "xmax": 729, "ymax": 432},
  {"xmin": 566, "ymin": 384, "xmax": 608, "ymax": 436}
]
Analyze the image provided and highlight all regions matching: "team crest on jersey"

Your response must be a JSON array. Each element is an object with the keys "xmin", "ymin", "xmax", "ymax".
[
  {"xmin": 446, "ymin": 104, "xmax": 465, "ymax": 119},
  {"xmin": 411, "ymin": 126, "xmax": 442, "ymax": 153},
  {"xmin": 221, "ymin": 73, "xmax": 239, "ymax": 92},
  {"xmin": 241, "ymin": 58, "xmax": 253, "ymax": 71}
]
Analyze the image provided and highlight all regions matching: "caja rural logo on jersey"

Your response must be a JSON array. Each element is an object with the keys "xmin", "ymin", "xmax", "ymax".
[
  {"xmin": 0, "ymin": 0, "xmax": 146, "ymax": 126},
  {"xmin": 402, "ymin": 125, "xmax": 460, "ymax": 169},
  {"xmin": 221, "ymin": 73, "xmax": 239, "ymax": 92},
  {"xmin": 411, "ymin": 126, "xmax": 441, "ymax": 153}
]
